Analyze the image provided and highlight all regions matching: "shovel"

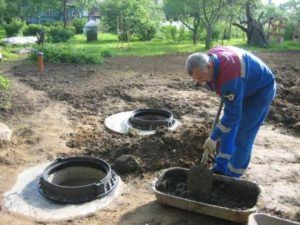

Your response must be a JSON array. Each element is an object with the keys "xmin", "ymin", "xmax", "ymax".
[{"xmin": 187, "ymin": 99, "xmax": 224, "ymax": 200}]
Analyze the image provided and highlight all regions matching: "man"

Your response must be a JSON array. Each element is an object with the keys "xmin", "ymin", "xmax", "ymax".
[{"xmin": 186, "ymin": 46, "xmax": 276, "ymax": 178}]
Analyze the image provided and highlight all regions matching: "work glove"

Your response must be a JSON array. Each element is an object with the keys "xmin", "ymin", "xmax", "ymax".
[{"xmin": 200, "ymin": 137, "xmax": 217, "ymax": 165}]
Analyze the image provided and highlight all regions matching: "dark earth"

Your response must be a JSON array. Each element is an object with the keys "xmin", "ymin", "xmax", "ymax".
[
  {"xmin": 0, "ymin": 52, "xmax": 299, "ymax": 175},
  {"xmin": 0, "ymin": 51, "xmax": 299, "ymax": 224}
]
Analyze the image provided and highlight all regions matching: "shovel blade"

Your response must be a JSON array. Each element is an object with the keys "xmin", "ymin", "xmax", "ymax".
[{"xmin": 187, "ymin": 164, "xmax": 213, "ymax": 200}]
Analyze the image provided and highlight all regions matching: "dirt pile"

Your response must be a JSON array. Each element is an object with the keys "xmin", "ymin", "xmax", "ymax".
[
  {"xmin": 0, "ymin": 88, "xmax": 35, "ymax": 121},
  {"xmin": 114, "ymin": 154, "xmax": 142, "ymax": 174},
  {"xmin": 11, "ymin": 53, "xmax": 300, "ymax": 134},
  {"xmin": 268, "ymin": 64, "xmax": 300, "ymax": 133},
  {"xmin": 12, "ymin": 63, "xmax": 212, "ymax": 119},
  {"xmin": 67, "ymin": 122, "xmax": 210, "ymax": 174}
]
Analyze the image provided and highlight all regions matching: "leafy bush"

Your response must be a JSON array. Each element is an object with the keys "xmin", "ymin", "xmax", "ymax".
[
  {"xmin": 3, "ymin": 18, "xmax": 26, "ymax": 37},
  {"xmin": 284, "ymin": 22, "xmax": 295, "ymax": 40},
  {"xmin": 100, "ymin": 49, "xmax": 113, "ymax": 57},
  {"xmin": 101, "ymin": 0, "xmax": 161, "ymax": 41},
  {"xmin": 23, "ymin": 24, "xmax": 47, "ymax": 36},
  {"xmin": 30, "ymin": 44, "xmax": 110, "ymax": 64},
  {"xmin": 0, "ymin": 75, "xmax": 10, "ymax": 91},
  {"xmin": 43, "ymin": 21, "xmax": 64, "ymax": 27},
  {"xmin": 135, "ymin": 21, "xmax": 156, "ymax": 41},
  {"xmin": 72, "ymin": 18, "xmax": 87, "ymax": 34},
  {"xmin": 161, "ymin": 25, "xmax": 185, "ymax": 43},
  {"xmin": 0, "ymin": 75, "xmax": 11, "ymax": 110},
  {"xmin": 48, "ymin": 26, "xmax": 75, "ymax": 43}
]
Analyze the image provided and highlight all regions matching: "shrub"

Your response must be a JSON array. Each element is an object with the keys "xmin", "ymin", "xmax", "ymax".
[
  {"xmin": 161, "ymin": 25, "xmax": 185, "ymax": 43},
  {"xmin": 0, "ymin": 75, "xmax": 11, "ymax": 110},
  {"xmin": 48, "ymin": 26, "xmax": 75, "ymax": 43},
  {"xmin": 0, "ymin": 75, "xmax": 10, "ymax": 91},
  {"xmin": 31, "ymin": 44, "xmax": 106, "ymax": 64},
  {"xmin": 23, "ymin": 24, "xmax": 47, "ymax": 36},
  {"xmin": 72, "ymin": 18, "xmax": 87, "ymax": 34},
  {"xmin": 284, "ymin": 22, "xmax": 295, "ymax": 40},
  {"xmin": 100, "ymin": 49, "xmax": 113, "ymax": 57},
  {"xmin": 135, "ymin": 21, "xmax": 156, "ymax": 41},
  {"xmin": 3, "ymin": 18, "xmax": 26, "ymax": 37},
  {"xmin": 43, "ymin": 21, "xmax": 64, "ymax": 27}
]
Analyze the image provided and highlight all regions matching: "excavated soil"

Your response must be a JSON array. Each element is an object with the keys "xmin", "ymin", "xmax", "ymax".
[
  {"xmin": 12, "ymin": 52, "xmax": 300, "ymax": 135},
  {"xmin": 267, "ymin": 64, "xmax": 300, "ymax": 132},
  {"xmin": 0, "ymin": 51, "xmax": 299, "ymax": 224},
  {"xmin": 67, "ymin": 122, "xmax": 210, "ymax": 173},
  {"xmin": 6, "ymin": 51, "xmax": 299, "ymax": 176}
]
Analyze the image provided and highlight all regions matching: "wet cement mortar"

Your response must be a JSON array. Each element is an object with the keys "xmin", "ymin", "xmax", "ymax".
[{"xmin": 157, "ymin": 170, "xmax": 258, "ymax": 210}]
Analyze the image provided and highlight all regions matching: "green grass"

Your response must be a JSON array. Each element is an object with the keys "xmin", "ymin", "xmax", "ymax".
[
  {"xmin": 237, "ymin": 40, "xmax": 300, "ymax": 52},
  {"xmin": 70, "ymin": 34, "xmax": 204, "ymax": 56},
  {"xmin": 29, "ymin": 34, "xmax": 300, "ymax": 64},
  {"xmin": 1, "ymin": 45, "xmax": 29, "ymax": 61},
  {"xmin": 0, "ymin": 25, "xmax": 5, "ymax": 39},
  {"xmin": 1, "ymin": 25, "xmax": 25, "ymax": 61},
  {"xmin": 70, "ymin": 34, "xmax": 300, "ymax": 57},
  {"xmin": 2, "ymin": 31, "xmax": 300, "ymax": 64}
]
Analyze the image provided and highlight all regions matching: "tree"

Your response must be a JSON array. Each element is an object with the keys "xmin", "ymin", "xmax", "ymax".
[
  {"xmin": 0, "ymin": 0, "xmax": 5, "ymax": 22},
  {"xmin": 163, "ymin": 0, "xmax": 201, "ymax": 45},
  {"xmin": 280, "ymin": 0, "xmax": 300, "ymax": 22},
  {"xmin": 163, "ymin": 0, "xmax": 235, "ymax": 48},
  {"xmin": 200, "ymin": 0, "xmax": 235, "ymax": 49},
  {"xmin": 233, "ymin": 0, "xmax": 268, "ymax": 47},
  {"xmin": 219, "ymin": 1, "xmax": 246, "ymax": 41},
  {"xmin": 101, "ymin": 0, "xmax": 161, "ymax": 41},
  {"xmin": 73, "ymin": 0, "xmax": 98, "ymax": 10},
  {"xmin": 63, "ymin": 0, "xmax": 68, "ymax": 27},
  {"xmin": 1, "ymin": 0, "xmax": 61, "ymax": 23}
]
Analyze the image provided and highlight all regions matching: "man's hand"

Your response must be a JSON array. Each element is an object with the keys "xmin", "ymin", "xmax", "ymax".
[
  {"xmin": 203, "ymin": 137, "xmax": 217, "ymax": 153},
  {"xmin": 200, "ymin": 137, "xmax": 217, "ymax": 165}
]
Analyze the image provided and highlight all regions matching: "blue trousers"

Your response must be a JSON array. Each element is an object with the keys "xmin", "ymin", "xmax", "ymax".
[{"xmin": 213, "ymin": 82, "xmax": 276, "ymax": 177}]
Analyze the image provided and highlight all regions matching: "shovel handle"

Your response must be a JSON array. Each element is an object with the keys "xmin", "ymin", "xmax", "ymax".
[{"xmin": 210, "ymin": 99, "xmax": 224, "ymax": 135}]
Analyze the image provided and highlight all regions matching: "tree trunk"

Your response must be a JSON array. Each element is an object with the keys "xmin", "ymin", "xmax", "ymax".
[
  {"xmin": 179, "ymin": 16, "xmax": 200, "ymax": 45},
  {"xmin": 63, "ymin": 0, "xmax": 68, "ymax": 28},
  {"xmin": 193, "ymin": 27, "xmax": 198, "ymax": 45},
  {"xmin": 205, "ymin": 25, "xmax": 212, "ymax": 49},
  {"xmin": 232, "ymin": 1, "xmax": 267, "ymax": 47},
  {"xmin": 228, "ymin": 15, "xmax": 233, "ymax": 40}
]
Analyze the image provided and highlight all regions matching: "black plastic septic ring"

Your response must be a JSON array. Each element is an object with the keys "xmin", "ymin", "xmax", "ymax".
[
  {"xmin": 38, "ymin": 157, "xmax": 118, "ymax": 204},
  {"xmin": 128, "ymin": 109, "xmax": 176, "ymax": 131}
]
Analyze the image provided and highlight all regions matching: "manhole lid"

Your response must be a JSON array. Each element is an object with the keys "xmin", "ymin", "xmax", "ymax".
[
  {"xmin": 128, "ymin": 109, "xmax": 176, "ymax": 131},
  {"xmin": 104, "ymin": 109, "xmax": 180, "ymax": 135},
  {"xmin": 38, "ymin": 157, "xmax": 118, "ymax": 203}
]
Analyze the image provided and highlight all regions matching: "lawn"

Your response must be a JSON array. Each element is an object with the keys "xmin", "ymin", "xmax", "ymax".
[
  {"xmin": 0, "ymin": 25, "xmax": 5, "ymax": 39},
  {"xmin": 4, "ymin": 32, "xmax": 300, "ymax": 64},
  {"xmin": 70, "ymin": 34, "xmax": 250, "ymax": 57},
  {"xmin": 71, "ymin": 34, "xmax": 300, "ymax": 55}
]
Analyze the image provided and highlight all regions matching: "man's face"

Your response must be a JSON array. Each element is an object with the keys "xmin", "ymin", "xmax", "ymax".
[{"xmin": 191, "ymin": 65, "xmax": 213, "ymax": 84}]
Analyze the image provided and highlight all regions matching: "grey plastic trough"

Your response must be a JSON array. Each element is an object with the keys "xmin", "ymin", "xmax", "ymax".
[
  {"xmin": 153, "ymin": 167, "xmax": 260, "ymax": 223},
  {"xmin": 248, "ymin": 213, "xmax": 300, "ymax": 225}
]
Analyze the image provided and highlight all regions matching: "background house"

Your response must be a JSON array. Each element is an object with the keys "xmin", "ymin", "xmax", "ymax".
[{"xmin": 25, "ymin": 1, "xmax": 99, "ymax": 24}]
